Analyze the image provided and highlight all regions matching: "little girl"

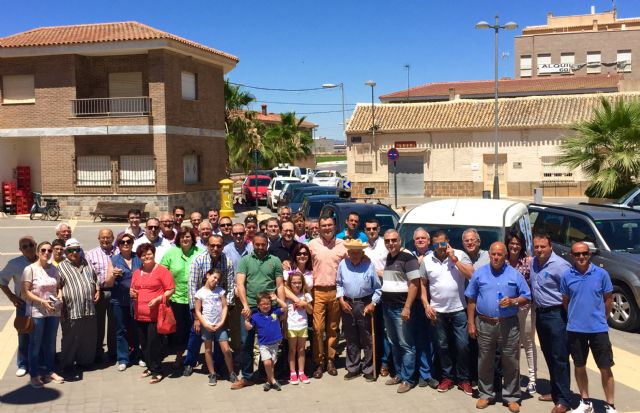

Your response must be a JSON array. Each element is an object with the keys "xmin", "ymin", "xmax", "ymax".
[
  {"xmin": 194, "ymin": 269, "xmax": 236, "ymax": 386},
  {"xmin": 286, "ymin": 272, "xmax": 312, "ymax": 385}
]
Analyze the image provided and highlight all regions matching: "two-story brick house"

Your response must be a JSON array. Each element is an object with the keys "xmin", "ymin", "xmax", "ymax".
[{"xmin": 0, "ymin": 22, "xmax": 238, "ymax": 217}]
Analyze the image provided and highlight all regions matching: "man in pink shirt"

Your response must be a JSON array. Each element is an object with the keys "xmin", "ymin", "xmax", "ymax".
[{"xmin": 308, "ymin": 215, "xmax": 347, "ymax": 379}]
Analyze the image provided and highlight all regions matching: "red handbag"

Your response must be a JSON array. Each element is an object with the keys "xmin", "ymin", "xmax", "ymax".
[{"xmin": 157, "ymin": 295, "xmax": 176, "ymax": 334}]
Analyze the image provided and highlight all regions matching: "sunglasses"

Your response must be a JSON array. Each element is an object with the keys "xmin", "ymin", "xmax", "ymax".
[
  {"xmin": 118, "ymin": 239, "xmax": 133, "ymax": 245},
  {"xmin": 572, "ymin": 251, "xmax": 590, "ymax": 257},
  {"xmin": 219, "ymin": 223, "xmax": 232, "ymax": 227},
  {"xmin": 233, "ymin": 232, "xmax": 246, "ymax": 236},
  {"xmin": 384, "ymin": 238, "xmax": 399, "ymax": 244},
  {"xmin": 434, "ymin": 241, "xmax": 447, "ymax": 248},
  {"xmin": 161, "ymin": 221, "xmax": 174, "ymax": 225},
  {"xmin": 20, "ymin": 243, "xmax": 35, "ymax": 249},
  {"xmin": 208, "ymin": 244, "xmax": 223, "ymax": 249},
  {"xmin": 365, "ymin": 227, "xmax": 379, "ymax": 231},
  {"xmin": 66, "ymin": 248, "xmax": 81, "ymax": 253},
  {"xmin": 296, "ymin": 252, "xmax": 309, "ymax": 256},
  {"xmin": 40, "ymin": 248, "xmax": 53, "ymax": 254},
  {"xmin": 146, "ymin": 226, "xmax": 159, "ymax": 230}
]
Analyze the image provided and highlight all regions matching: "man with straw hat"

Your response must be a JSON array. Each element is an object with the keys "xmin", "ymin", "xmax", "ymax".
[{"xmin": 336, "ymin": 238, "xmax": 381, "ymax": 382}]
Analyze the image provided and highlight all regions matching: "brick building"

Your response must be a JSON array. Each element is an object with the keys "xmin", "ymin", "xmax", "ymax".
[{"xmin": 0, "ymin": 22, "xmax": 238, "ymax": 217}]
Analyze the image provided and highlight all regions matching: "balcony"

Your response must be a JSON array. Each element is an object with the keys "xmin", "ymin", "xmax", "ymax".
[{"xmin": 71, "ymin": 97, "xmax": 152, "ymax": 117}]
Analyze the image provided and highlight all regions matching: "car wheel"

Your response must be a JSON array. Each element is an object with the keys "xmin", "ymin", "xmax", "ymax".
[{"xmin": 608, "ymin": 284, "xmax": 640, "ymax": 332}]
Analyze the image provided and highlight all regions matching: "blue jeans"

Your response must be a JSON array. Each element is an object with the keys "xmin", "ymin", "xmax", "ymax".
[
  {"xmin": 16, "ymin": 304, "xmax": 30, "ymax": 370},
  {"xmin": 239, "ymin": 307, "xmax": 257, "ymax": 380},
  {"xmin": 536, "ymin": 307, "xmax": 572, "ymax": 407},
  {"xmin": 435, "ymin": 309, "xmax": 470, "ymax": 382},
  {"xmin": 410, "ymin": 301, "xmax": 436, "ymax": 380},
  {"xmin": 374, "ymin": 303, "xmax": 392, "ymax": 370},
  {"xmin": 29, "ymin": 316, "xmax": 59, "ymax": 378},
  {"xmin": 383, "ymin": 303, "xmax": 416, "ymax": 385},
  {"xmin": 111, "ymin": 303, "xmax": 139, "ymax": 364}
]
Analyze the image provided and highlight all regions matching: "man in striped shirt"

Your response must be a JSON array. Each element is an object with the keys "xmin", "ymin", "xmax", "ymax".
[{"xmin": 381, "ymin": 229, "xmax": 421, "ymax": 394}]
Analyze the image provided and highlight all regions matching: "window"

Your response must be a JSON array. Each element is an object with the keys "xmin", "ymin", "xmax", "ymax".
[
  {"xmin": 537, "ymin": 212, "xmax": 566, "ymax": 244},
  {"xmin": 617, "ymin": 50, "xmax": 632, "ymax": 73},
  {"xmin": 355, "ymin": 161, "xmax": 372, "ymax": 174},
  {"xmin": 108, "ymin": 72, "xmax": 143, "ymax": 97},
  {"xmin": 181, "ymin": 71, "xmax": 197, "ymax": 100},
  {"xmin": 587, "ymin": 52, "xmax": 601, "ymax": 74},
  {"xmin": 520, "ymin": 55, "xmax": 532, "ymax": 77},
  {"xmin": 561, "ymin": 53, "xmax": 575, "ymax": 75},
  {"xmin": 564, "ymin": 216, "xmax": 597, "ymax": 246},
  {"xmin": 76, "ymin": 156, "xmax": 112, "ymax": 186},
  {"xmin": 537, "ymin": 54, "xmax": 551, "ymax": 76},
  {"xmin": 541, "ymin": 156, "xmax": 574, "ymax": 183},
  {"xmin": 183, "ymin": 153, "xmax": 200, "ymax": 184},
  {"xmin": 2, "ymin": 74, "xmax": 35, "ymax": 104},
  {"xmin": 119, "ymin": 155, "xmax": 156, "ymax": 186}
]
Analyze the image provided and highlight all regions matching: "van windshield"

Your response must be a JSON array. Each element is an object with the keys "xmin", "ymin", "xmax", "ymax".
[
  {"xmin": 273, "ymin": 169, "xmax": 292, "ymax": 177},
  {"xmin": 398, "ymin": 224, "xmax": 503, "ymax": 252}
]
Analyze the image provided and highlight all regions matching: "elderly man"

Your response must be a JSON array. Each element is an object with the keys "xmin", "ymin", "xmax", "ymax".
[
  {"xmin": 305, "ymin": 219, "xmax": 319, "ymax": 243},
  {"xmin": 190, "ymin": 211, "xmax": 203, "ymax": 238},
  {"xmin": 219, "ymin": 216, "xmax": 234, "ymax": 246},
  {"xmin": 309, "ymin": 215, "xmax": 348, "ymax": 379},
  {"xmin": 530, "ymin": 231, "xmax": 573, "ymax": 413},
  {"xmin": 159, "ymin": 212, "xmax": 177, "ymax": 244},
  {"xmin": 184, "ymin": 234, "xmax": 235, "ymax": 377},
  {"xmin": 268, "ymin": 221, "xmax": 300, "ymax": 268},
  {"xmin": 337, "ymin": 239, "xmax": 381, "ymax": 382},
  {"xmin": 336, "ymin": 211, "xmax": 368, "ymax": 242},
  {"xmin": 465, "ymin": 242, "xmax": 531, "ymax": 413},
  {"xmin": 412, "ymin": 227, "xmax": 431, "ymax": 263},
  {"xmin": 561, "ymin": 242, "xmax": 616, "ymax": 413},
  {"xmin": 54, "ymin": 222, "xmax": 72, "ymax": 243},
  {"xmin": 208, "ymin": 208, "xmax": 221, "ymax": 235},
  {"xmin": 381, "ymin": 229, "xmax": 421, "ymax": 394},
  {"xmin": 117, "ymin": 209, "xmax": 144, "ymax": 240},
  {"xmin": 173, "ymin": 206, "xmax": 186, "ymax": 227},
  {"xmin": 133, "ymin": 218, "xmax": 171, "ymax": 263},
  {"xmin": 278, "ymin": 206, "xmax": 292, "ymax": 223},
  {"xmin": 0, "ymin": 236, "xmax": 37, "ymax": 376},
  {"xmin": 195, "ymin": 220, "xmax": 213, "ymax": 249},
  {"xmin": 421, "ymin": 230, "xmax": 473, "ymax": 395},
  {"xmin": 462, "ymin": 228, "xmax": 489, "ymax": 269},
  {"xmin": 86, "ymin": 229, "xmax": 118, "ymax": 363},
  {"xmin": 231, "ymin": 232, "xmax": 284, "ymax": 390}
]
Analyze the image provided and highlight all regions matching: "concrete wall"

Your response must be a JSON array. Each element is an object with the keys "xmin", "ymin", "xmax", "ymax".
[{"xmin": 0, "ymin": 137, "xmax": 41, "ymax": 191}]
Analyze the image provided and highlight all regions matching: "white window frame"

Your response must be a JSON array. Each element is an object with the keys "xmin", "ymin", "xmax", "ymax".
[
  {"xmin": 2, "ymin": 74, "xmax": 35, "ymax": 104},
  {"xmin": 587, "ymin": 52, "xmax": 601, "ymax": 74},
  {"xmin": 76, "ymin": 156, "xmax": 112, "ymax": 187},
  {"xmin": 560, "ymin": 53, "xmax": 575, "ymax": 75},
  {"xmin": 536, "ymin": 54, "xmax": 551, "ymax": 76},
  {"xmin": 181, "ymin": 71, "xmax": 197, "ymax": 101},
  {"xmin": 119, "ymin": 155, "xmax": 156, "ymax": 186},
  {"xmin": 617, "ymin": 50, "xmax": 632, "ymax": 73},
  {"xmin": 541, "ymin": 156, "xmax": 574, "ymax": 183},
  {"xmin": 183, "ymin": 153, "xmax": 200, "ymax": 184},
  {"xmin": 520, "ymin": 55, "xmax": 532, "ymax": 78}
]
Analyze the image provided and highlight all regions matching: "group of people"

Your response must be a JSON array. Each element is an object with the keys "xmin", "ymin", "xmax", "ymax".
[{"xmin": 0, "ymin": 206, "xmax": 617, "ymax": 413}]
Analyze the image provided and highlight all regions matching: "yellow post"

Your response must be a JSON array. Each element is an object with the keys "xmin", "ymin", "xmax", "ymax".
[{"xmin": 219, "ymin": 178, "xmax": 235, "ymax": 218}]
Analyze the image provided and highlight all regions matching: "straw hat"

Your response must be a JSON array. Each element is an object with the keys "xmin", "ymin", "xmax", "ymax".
[{"xmin": 343, "ymin": 238, "xmax": 369, "ymax": 250}]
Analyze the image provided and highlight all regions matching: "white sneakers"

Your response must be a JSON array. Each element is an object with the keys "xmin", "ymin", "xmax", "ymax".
[
  {"xmin": 138, "ymin": 360, "xmax": 146, "ymax": 368},
  {"xmin": 117, "ymin": 364, "xmax": 127, "ymax": 372},
  {"xmin": 604, "ymin": 404, "xmax": 618, "ymax": 413},
  {"xmin": 572, "ymin": 400, "xmax": 593, "ymax": 413},
  {"xmin": 15, "ymin": 368, "xmax": 27, "ymax": 377}
]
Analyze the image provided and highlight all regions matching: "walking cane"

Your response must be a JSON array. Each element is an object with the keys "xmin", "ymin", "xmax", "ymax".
[{"xmin": 370, "ymin": 309, "xmax": 377, "ymax": 379}]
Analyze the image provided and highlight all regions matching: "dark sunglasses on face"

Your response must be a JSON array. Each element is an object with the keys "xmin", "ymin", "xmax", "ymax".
[
  {"xmin": 175, "ymin": 214, "xmax": 184, "ymax": 218},
  {"xmin": 572, "ymin": 251, "xmax": 590, "ymax": 257},
  {"xmin": 384, "ymin": 238, "xmax": 399, "ymax": 244},
  {"xmin": 66, "ymin": 248, "xmax": 81, "ymax": 253},
  {"xmin": 119, "ymin": 239, "xmax": 133, "ymax": 246},
  {"xmin": 296, "ymin": 252, "xmax": 309, "ymax": 256},
  {"xmin": 365, "ymin": 227, "xmax": 379, "ymax": 231},
  {"xmin": 434, "ymin": 241, "xmax": 447, "ymax": 248},
  {"xmin": 21, "ymin": 243, "xmax": 35, "ymax": 249},
  {"xmin": 40, "ymin": 248, "xmax": 53, "ymax": 254},
  {"xmin": 233, "ymin": 232, "xmax": 246, "ymax": 236},
  {"xmin": 146, "ymin": 226, "xmax": 159, "ymax": 230},
  {"xmin": 208, "ymin": 244, "xmax": 223, "ymax": 249},
  {"xmin": 220, "ymin": 223, "xmax": 232, "ymax": 227}
]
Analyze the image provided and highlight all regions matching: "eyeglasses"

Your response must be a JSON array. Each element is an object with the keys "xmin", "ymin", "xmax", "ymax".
[
  {"xmin": 208, "ymin": 244, "xmax": 223, "ymax": 249},
  {"xmin": 434, "ymin": 241, "xmax": 447, "ymax": 248},
  {"xmin": 161, "ymin": 221, "xmax": 174, "ymax": 225},
  {"xmin": 233, "ymin": 232, "xmax": 246, "ymax": 236},
  {"xmin": 174, "ymin": 213, "xmax": 185, "ymax": 218},
  {"xmin": 463, "ymin": 239, "xmax": 479, "ymax": 244},
  {"xmin": 220, "ymin": 223, "xmax": 232, "ymax": 227},
  {"xmin": 572, "ymin": 251, "xmax": 590, "ymax": 257},
  {"xmin": 20, "ymin": 243, "xmax": 35, "ymax": 249},
  {"xmin": 296, "ymin": 252, "xmax": 309, "ymax": 256},
  {"xmin": 384, "ymin": 238, "xmax": 399, "ymax": 244},
  {"xmin": 118, "ymin": 239, "xmax": 133, "ymax": 246},
  {"xmin": 66, "ymin": 248, "xmax": 81, "ymax": 253},
  {"xmin": 146, "ymin": 226, "xmax": 159, "ymax": 230},
  {"xmin": 365, "ymin": 227, "xmax": 379, "ymax": 231},
  {"xmin": 40, "ymin": 248, "xmax": 53, "ymax": 254}
]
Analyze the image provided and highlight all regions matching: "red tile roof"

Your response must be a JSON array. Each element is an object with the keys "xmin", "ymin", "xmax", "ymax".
[
  {"xmin": 380, "ymin": 74, "xmax": 620, "ymax": 101},
  {"xmin": 0, "ymin": 21, "xmax": 238, "ymax": 62},
  {"xmin": 233, "ymin": 110, "xmax": 317, "ymax": 129}
]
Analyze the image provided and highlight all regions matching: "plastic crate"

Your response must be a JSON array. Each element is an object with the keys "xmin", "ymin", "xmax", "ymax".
[{"xmin": 3, "ymin": 204, "xmax": 17, "ymax": 214}]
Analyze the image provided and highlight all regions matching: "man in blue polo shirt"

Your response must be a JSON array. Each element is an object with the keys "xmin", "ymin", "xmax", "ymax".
[
  {"xmin": 336, "ymin": 211, "xmax": 368, "ymax": 242},
  {"xmin": 465, "ymin": 242, "xmax": 530, "ymax": 413},
  {"xmin": 560, "ymin": 241, "xmax": 616, "ymax": 413}
]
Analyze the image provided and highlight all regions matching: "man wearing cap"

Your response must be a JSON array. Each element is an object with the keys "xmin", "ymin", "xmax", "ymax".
[
  {"xmin": 0, "ymin": 236, "xmax": 37, "ymax": 376},
  {"xmin": 336, "ymin": 239, "xmax": 381, "ymax": 382}
]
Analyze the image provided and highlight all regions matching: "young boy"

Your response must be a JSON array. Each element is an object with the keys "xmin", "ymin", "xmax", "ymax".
[{"xmin": 245, "ymin": 291, "xmax": 287, "ymax": 391}]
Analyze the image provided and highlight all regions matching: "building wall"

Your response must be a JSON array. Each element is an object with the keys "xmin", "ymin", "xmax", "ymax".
[
  {"xmin": 515, "ymin": 30, "xmax": 639, "ymax": 80},
  {"xmin": 0, "ymin": 137, "xmax": 41, "ymax": 191},
  {"xmin": 165, "ymin": 134, "xmax": 227, "ymax": 193}
]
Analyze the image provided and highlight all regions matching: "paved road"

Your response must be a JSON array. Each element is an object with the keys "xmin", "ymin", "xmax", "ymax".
[{"xmin": 0, "ymin": 216, "xmax": 638, "ymax": 412}]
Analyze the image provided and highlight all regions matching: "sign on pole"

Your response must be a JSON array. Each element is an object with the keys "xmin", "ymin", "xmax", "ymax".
[
  {"xmin": 342, "ymin": 180, "xmax": 351, "ymax": 190},
  {"xmin": 387, "ymin": 147, "xmax": 399, "ymax": 161}
]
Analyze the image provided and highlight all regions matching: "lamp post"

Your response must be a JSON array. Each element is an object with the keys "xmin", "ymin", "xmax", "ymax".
[
  {"xmin": 322, "ymin": 83, "xmax": 345, "ymax": 138},
  {"xmin": 475, "ymin": 15, "xmax": 517, "ymax": 200},
  {"xmin": 365, "ymin": 80, "xmax": 376, "ymax": 148}
]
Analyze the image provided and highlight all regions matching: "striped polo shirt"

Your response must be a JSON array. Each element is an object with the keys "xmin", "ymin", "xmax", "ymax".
[
  {"xmin": 58, "ymin": 259, "xmax": 98, "ymax": 320},
  {"xmin": 382, "ymin": 249, "xmax": 421, "ymax": 305}
]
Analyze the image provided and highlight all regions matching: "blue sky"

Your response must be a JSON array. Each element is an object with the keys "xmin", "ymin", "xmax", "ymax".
[{"xmin": 2, "ymin": 0, "xmax": 640, "ymax": 141}]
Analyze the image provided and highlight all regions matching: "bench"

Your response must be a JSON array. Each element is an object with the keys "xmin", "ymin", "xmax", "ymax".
[{"xmin": 90, "ymin": 202, "xmax": 149, "ymax": 222}]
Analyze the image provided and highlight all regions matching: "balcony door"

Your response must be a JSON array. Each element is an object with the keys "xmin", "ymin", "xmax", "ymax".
[{"xmin": 108, "ymin": 72, "xmax": 143, "ymax": 114}]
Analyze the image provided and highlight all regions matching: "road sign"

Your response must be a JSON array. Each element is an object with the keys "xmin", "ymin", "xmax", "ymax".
[
  {"xmin": 387, "ymin": 147, "xmax": 399, "ymax": 161},
  {"xmin": 342, "ymin": 180, "xmax": 351, "ymax": 190}
]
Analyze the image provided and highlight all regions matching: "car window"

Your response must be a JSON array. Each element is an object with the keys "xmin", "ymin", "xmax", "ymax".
[
  {"xmin": 564, "ymin": 216, "xmax": 597, "ymax": 246},
  {"xmin": 398, "ymin": 224, "xmax": 502, "ymax": 251},
  {"xmin": 535, "ymin": 211, "xmax": 565, "ymax": 244},
  {"xmin": 595, "ymin": 219, "xmax": 640, "ymax": 252},
  {"xmin": 246, "ymin": 178, "xmax": 270, "ymax": 186},
  {"xmin": 315, "ymin": 171, "xmax": 332, "ymax": 178}
]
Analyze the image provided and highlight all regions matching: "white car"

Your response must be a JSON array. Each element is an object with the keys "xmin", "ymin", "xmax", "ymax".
[
  {"xmin": 299, "ymin": 167, "xmax": 315, "ymax": 183},
  {"xmin": 267, "ymin": 177, "xmax": 301, "ymax": 211},
  {"xmin": 312, "ymin": 170, "xmax": 344, "ymax": 188}
]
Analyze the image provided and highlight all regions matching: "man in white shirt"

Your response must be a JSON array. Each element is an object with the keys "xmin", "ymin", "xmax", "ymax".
[{"xmin": 133, "ymin": 217, "xmax": 171, "ymax": 263}]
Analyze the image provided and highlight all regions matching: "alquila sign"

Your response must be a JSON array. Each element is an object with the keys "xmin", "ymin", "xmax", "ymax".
[{"xmin": 537, "ymin": 63, "xmax": 573, "ymax": 74}]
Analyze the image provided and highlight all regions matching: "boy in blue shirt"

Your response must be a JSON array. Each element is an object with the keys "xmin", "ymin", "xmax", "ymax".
[
  {"xmin": 245, "ymin": 291, "xmax": 287, "ymax": 391},
  {"xmin": 560, "ymin": 242, "xmax": 615, "ymax": 413}
]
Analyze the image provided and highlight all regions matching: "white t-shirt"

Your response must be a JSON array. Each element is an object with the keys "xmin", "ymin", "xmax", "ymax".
[
  {"xmin": 364, "ymin": 237, "xmax": 387, "ymax": 273},
  {"xmin": 420, "ymin": 250, "xmax": 471, "ymax": 313},
  {"xmin": 195, "ymin": 286, "xmax": 225, "ymax": 325},
  {"xmin": 286, "ymin": 292, "xmax": 308, "ymax": 331}
]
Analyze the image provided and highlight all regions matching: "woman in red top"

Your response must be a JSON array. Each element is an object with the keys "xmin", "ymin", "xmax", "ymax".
[{"xmin": 130, "ymin": 243, "xmax": 174, "ymax": 383}]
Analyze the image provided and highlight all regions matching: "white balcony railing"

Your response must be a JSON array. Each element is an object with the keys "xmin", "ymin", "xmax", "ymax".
[{"xmin": 71, "ymin": 97, "xmax": 151, "ymax": 117}]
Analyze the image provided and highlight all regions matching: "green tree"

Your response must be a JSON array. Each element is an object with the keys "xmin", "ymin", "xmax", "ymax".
[
  {"xmin": 224, "ymin": 80, "xmax": 261, "ymax": 171},
  {"xmin": 262, "ymin": 112, "xmax": 313, "ymax": 167},
  {"xmin": 556, "ymin": 96, "xmax": 640, "ymax": 198}
]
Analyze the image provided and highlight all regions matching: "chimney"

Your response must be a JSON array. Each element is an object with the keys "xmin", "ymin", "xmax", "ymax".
[
  {"xmin": 591, "ymin": 5, "xmax": 596, "ymax": 14},
  {"xmin": 448, "ymin": 88, "xmax": 457, "ymax": 101},
  {"xmin": 261, "ymin": 104, "xmax": 267, "ymax": 115}
]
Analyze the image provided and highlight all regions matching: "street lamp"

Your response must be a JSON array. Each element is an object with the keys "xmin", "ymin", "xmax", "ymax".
[
  {"xmin": 322, "ymin": 83, "xmax": 346, "ymax": 138},
  {"xmin": 364, "ymin": 80, "xmax": 376, "ymax": 148},
  {"xmin": 476, "ymin": 15, "xmax": 517, "ymax": 200}
]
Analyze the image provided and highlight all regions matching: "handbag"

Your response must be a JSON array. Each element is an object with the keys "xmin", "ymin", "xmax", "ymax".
[
  {"xmin": 157, "ymin": 295, "xmax": 176, "ymax": 334},
  {"xmin": 14, "ymin": 315, "xmax": 33, "ymax": 334}
]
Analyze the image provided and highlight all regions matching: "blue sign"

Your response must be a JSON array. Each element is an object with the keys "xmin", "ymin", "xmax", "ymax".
[
  {"xmin": 387, "ymin": 147, "xmax": 399, "ymax": 161},
  {"xmin": 342, "ymin": 180, "xmax": 351, "ymax": 190}
]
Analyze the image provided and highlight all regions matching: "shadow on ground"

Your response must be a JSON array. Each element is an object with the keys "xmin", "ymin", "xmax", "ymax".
[{"xmin": 0, "ymin": 385, "xmax": 61, "ymax": 404}]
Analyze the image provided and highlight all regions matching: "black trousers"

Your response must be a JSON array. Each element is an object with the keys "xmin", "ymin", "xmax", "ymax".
[
  {"xmin": 341, "ymin": 299, "xmax": 374, "ymax": 375},
  {"xmin": 137, "ymin": 321, "xmax": 162, "ymax": 376}
]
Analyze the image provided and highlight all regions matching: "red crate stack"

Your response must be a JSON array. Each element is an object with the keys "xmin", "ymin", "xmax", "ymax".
[
  {"xmin": 15, "ymin": 189, "xmax": 30, "ymax": 214},
  {"xmin": 2, "ymin": 181, "xmax": 17, "ymax": 214},
  {"xmin": 16, "ymin": 166, "xmax": 32, "ymax": 214},
  {"xmin": 16, "ymin": 166, "xmax": 31, "ymax": 191}
]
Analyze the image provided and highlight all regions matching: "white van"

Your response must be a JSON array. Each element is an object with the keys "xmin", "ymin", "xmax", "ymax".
[
  {"xmin": 397, "ymin": 199, "xmax": 532, "ymax": 253},
  {"xmin": 272, "ymin": 164, "xmax": 302, "ymax": 180}
]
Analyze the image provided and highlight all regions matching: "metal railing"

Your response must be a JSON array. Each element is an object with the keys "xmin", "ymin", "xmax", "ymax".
[{"xmin": 71, "ymin": 97, "xmax": 151, "ymax": 117}]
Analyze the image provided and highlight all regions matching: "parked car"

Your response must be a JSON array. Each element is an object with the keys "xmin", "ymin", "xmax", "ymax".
[
  {"xmin": 397, "ymin": 199, "xmax": 531, "ymax": 253},
  {"xmin": 608, "ymin": 186, "xmax": 640, "ymax": 210},
  {"xmin": 267, "ymin": 177, "xmax": 300, "ymax": 211},
  {"xmin": 279, "ymin": 182, "xmax": 317, "ymax": 207},
  {"xmin": 299, "ymin": 167, "xmax": 315, "ymax": 183},
  {"xmin": 250, "ymin": 169, "xmax": 278, "ymax": 179},
  {"xmin": 242, "ymin": 174, "xmax": 272, "ymax": 205},
  {"xmin": 529, "ymin": 203, "xmax": 640, "ymax": 331},
  {"xmin": 300, "ymin": 194, "xmax": 351, "ymax": 220},
  {"xmin": 288, "ymin": 186, "xmax": 346, "ymax": 213},
  {"xmin": 319, "ymin": 202, "xmax": 400, "ymax": 235},
  {"xmin": 312, "ymin": 170, "xmax": 344, "ymax": 187},
  {"xmin": 272, "ymin": 164, "xmax": 302, "ymax": 180}
]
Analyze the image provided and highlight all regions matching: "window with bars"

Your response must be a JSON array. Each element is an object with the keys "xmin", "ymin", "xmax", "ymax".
[
  {"xmin": 541, "ymin": 156, "xmax": 574, "ymax": 183},
  {"xmin": 183, "ymin": 153, "xmax": 200, "ymax": 184},
  {"xmin": 119, "ymin": 155, "xmax": 156, "ymax": 186},
  {"xmin": 520, "ymin": 55, "xmax": 532, "ymax": 77},
  {"xmin": 76, "ymin": 156, "xmax": 112, "ymax": 186}
]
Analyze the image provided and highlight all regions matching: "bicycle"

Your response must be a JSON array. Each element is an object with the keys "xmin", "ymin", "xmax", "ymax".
[{"xmin": 29, "ymin": 192, "xmax": 60, "ymax": 221}]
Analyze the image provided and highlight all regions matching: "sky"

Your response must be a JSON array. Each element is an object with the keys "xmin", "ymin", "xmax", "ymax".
[{"xmin": 2, "ymin": 0, "xmax": 640, "ymax": 142}]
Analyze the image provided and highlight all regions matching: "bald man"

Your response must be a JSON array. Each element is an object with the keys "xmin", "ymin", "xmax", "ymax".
[{"xmin": 465, "ymin": 242, "xmax": 531, "ymax": 413}]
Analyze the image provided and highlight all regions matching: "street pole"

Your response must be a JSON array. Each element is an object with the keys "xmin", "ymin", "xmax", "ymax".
[
  {"xmin": 254, "ymin": 150, "xmax": 259, "ymax": 217},
  {"xmin": 340, "ymin": 83, "xmax": 346, "ymax": 139},
  {"xmin": 493, "ymin": 14, "xmax": 500, "ymax": 200},
  {"xmin": 394, "ymin": 160, "xmax": 398, "ymax": 209}
]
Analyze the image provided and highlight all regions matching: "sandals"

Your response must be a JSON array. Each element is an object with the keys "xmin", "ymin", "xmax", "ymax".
[
  {"xmin": 149, "ymin": 375, "xmax": 162, "ymax": 384},
  {"xmin": 140, "ymin": 369, "xmax": 151, "ymax": 378},
  {"xmin": 49, "ymin": 373, "xmax": 65, "ymax": 384}
]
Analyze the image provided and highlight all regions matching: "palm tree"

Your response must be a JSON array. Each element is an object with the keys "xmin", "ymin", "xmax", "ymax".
[
  {"xmin": 224, "ymin": 80, "xmax": 261, "ymax": 171},
  {"xmin": 262, "ymin": 112, "xmax": 313, "ymax": 167},
  {"xmin": 556, "ymin": 96, "xmax": 640, "ymax": 198}
]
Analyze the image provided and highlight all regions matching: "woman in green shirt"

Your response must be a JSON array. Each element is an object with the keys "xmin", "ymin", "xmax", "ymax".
[{"xmin": 160, "ymin": 226, "xmax": 204, "ymax": 370}]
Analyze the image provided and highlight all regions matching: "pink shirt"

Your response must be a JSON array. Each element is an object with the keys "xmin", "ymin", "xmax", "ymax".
[
  {"xmin": 131, "ymin": 265, "xmax": 175, "ymax": 322},
  {"xmin": 308, "ymin": 237, "xmax": 347, "ymax": 287}
]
